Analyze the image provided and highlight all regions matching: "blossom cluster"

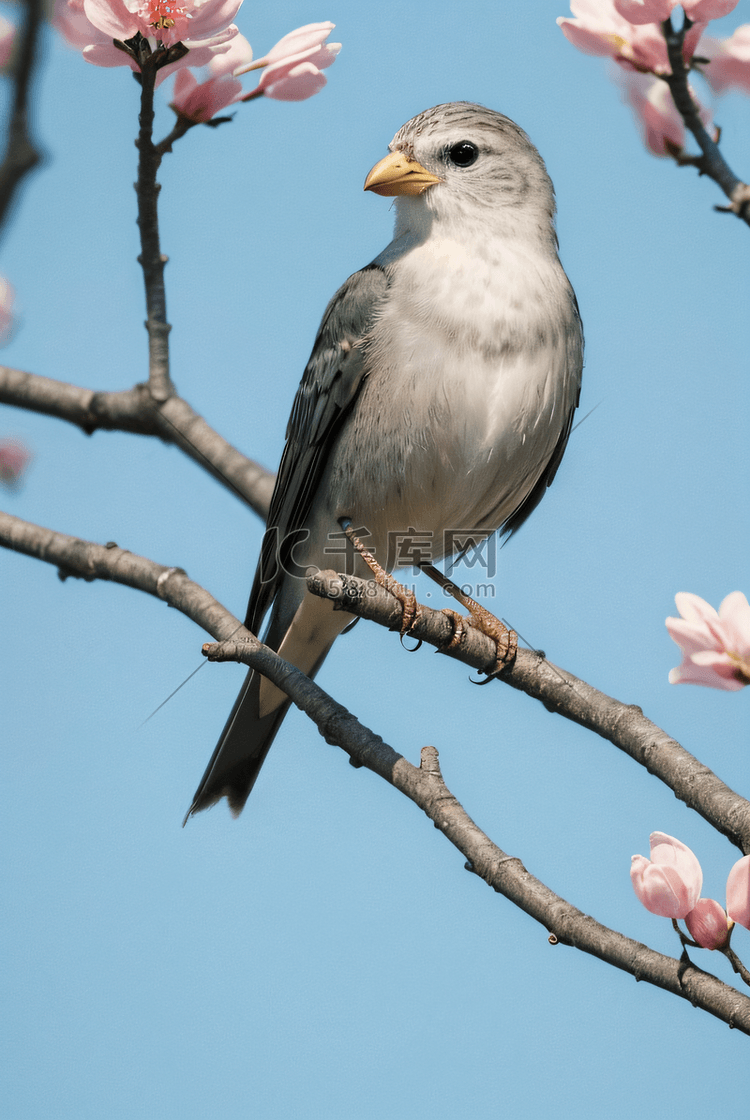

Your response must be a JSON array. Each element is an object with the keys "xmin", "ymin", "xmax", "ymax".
[
  {"xmin": 559, "ymin": 1, "xmax": 750, "ymax": 156},
  {"xmin": 631, "ymin": 832, "xmax": 750, "ymax": 950},
  {"xmin": 53, "ymin": 0, "xmax": 340, "ymax": 117}
]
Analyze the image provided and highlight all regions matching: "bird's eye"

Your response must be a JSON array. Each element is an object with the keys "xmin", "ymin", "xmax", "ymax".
[{"xmin": 447, "ymin": 141, "xmax": 479, "ymax": 168}]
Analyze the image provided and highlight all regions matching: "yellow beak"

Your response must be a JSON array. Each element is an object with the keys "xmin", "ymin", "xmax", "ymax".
[{"xmin": 363, "ymin": 151, "xmax": 442, "ymax": 197}]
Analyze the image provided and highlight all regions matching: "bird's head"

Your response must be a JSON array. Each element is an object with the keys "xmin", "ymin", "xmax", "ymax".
[{"xmin": 364, "ymin": 102, "xmax": 558, "ymax": 248}]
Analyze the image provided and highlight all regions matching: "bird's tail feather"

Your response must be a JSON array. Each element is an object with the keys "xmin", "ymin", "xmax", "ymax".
[
  {"xmin": 184, "ymin": 630, "xmax": 341, "ymax": 822},
  {"xmin": 184, "ymin": 668, "xmax": 290, "ymax": 822}
]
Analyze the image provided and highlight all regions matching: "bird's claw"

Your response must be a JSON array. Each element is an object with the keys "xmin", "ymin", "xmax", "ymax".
[
  {"xmin": 440, "ymin": 608, "xmax": 467, "ymax": 653},
  {"xmin": 440, "ymin": 603, "xmax": 517, "ymax": 676},
  {"xmin": 343, "ymin": 523, "xmax": 418, "ymax": 636}
]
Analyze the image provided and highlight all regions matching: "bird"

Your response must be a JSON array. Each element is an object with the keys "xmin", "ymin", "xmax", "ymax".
[{"xmin": 186, "ymin": 102, "xmax": 583, "ymax": 820}]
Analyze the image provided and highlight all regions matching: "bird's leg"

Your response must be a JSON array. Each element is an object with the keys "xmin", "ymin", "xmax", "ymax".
[
  {"xmin": 343, "ymin": 525, "xmax": 418, "ymax": 636},
  {"xmin": 419, "ymin": 562, "xmax": 518, "ymax": 675}
]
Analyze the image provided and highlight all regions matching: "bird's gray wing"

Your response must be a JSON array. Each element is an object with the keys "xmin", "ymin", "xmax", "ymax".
[
  {"xmin": 502, "ymin": 288, "xmax": 583, "ymax": 538},
  {"xmin": 184, "ymin": 264, "xmax": 389, "ymax": 821},
  {"xmin": 246, "ymin": 262, "xmax": 389, "ymax": 636}
]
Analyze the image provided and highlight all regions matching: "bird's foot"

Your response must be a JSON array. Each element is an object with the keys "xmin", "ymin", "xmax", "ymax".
[
  {"xmin": 344, "ymin": 525, "xmax": 417, "ymax": 636},
  {"xmin": 421, "ymin": 563, "xmax": 517, "ymax": 675}
]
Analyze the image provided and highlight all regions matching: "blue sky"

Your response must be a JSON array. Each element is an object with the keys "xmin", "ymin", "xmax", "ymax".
[{"xmin": 2, "ymin": 1, "xmax": 749, "ymax": 1117}]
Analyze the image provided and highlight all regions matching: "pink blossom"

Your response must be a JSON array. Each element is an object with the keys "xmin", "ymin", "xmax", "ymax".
[
  {"xmin": 618, "ymin": 68, "xmax": 715, "ymax": 155},
  {"xmin": 557, "ymin": 0, "xmax": 704, "ymax": 73},
  {"xmin": 726, "ymin": 855, "xmax": 750, "ymax": 930},
  {"xmin": 685, "ymin": 897, "xmax": 732, "ymax": 949},
  {"xmin": 703, "ymin": 24, "xmax": 750, "ymax": 95},
  {"xmin": 630, "ymin": 832, "xmax": 703, "ymax": 919},
  {"xmin": 0, "ymin": 439, "xmax": 31, "ymax": 486},
  {"xmin": 54, "ymin": 0, "xmax": 241, "ymax": 80},
  {"xmin": 0, "ymin": 15, "xmax": 15, "ymax": 69},
  {"xmin": 83, "ymin": 0, "xmax": 242, "ymax": 49},
  {"xmin": 666, "ymin": 591, "xmax": 750, "ymax": 690},
  {"xmin": 0, "ymin": 277, "xmax": 15, "ymax": 343},
  {"xmin": 236, "ymin": 21, "xmax": 340, "ymax": 102}
]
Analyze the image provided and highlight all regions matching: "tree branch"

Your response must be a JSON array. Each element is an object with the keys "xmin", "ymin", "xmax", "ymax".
[
  {"xmin": 2, "ymin": 505, "xmax": 750, "ymax": 1033},
  {"xmin": 662, "ymin": 16, "xmax": 750, "ymax": 225},
  {"xmin": 0, "ymin": 365, "xmax": 275, "ymax": 518},
  {"xmin": 307, "ymin": 570, "xmax": 750, "ymax": 855},
  {"xmin": 135, "ymin": 59, "xmax": 174, "ymax": 400},
  {"xmin": 0, "ymin": 0, "xmax": 43, "ymax": 237}
]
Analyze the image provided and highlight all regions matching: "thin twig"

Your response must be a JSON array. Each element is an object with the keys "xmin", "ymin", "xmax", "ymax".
[
  {"xmin": 661, "ymin": 15, "xmax": 750, "ymax": 225},
  {"xmin": 0, "ymin": 366, "xmax": 275, "ymax": 518},
  {"xmin": 0, "ymin": 0, "xmax": 43, "ymax": 238},
  {"xmin": 724, "ymin": 946, "xmax": 750, "ymax": 988},
  {"xmin": 135, "ymin": 59, "xmax": 174, "ymax": 400},
  {"xmin": 155, "ymin": 114, "xmax": 197, "ymax": 158}
]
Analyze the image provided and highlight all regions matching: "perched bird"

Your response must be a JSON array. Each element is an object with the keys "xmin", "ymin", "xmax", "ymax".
[{"xmin": 187, "ymin": 102, "xmax": 583, "ymax": 819}]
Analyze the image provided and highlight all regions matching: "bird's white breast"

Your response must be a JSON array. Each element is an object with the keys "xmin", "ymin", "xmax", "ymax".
[{"xmin": 320, "ymin": 234, "xmax": 576, "ymax": 566}]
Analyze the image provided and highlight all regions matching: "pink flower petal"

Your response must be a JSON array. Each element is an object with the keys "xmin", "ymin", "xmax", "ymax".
[
  {"xmin": 171, "ymin": 68, "xmax": 242, "ymax": 120},
  {"xmin": 620, "ymin": 71, "xmax": 686, "ymax": 154},
  {"xmin": 685, "ymin": 898, "xmax": 731, "ymax": 949},
  {"xmin": 264, "ymin": 21, "xmax": 335, "ymax": 64},
  {"xmin": 82, "ymin": 0, "xmax": 138, "ymax": 41},
  {"xmin": 726, "ymin": 854, "xmax": 750, "ymax": 930},
  {"xmin": 55, "ymin": 0, "xmax": 103, "ymax": 49},
  {"xmin": 614, "ymin": 0, "xmax": 675, "ymax": 24},
  {"xmin": 669, "ymin": 666, "xmax": 745, "ymax": 689},
  {"xmin": 674, "ymin": 590, "xmax": 724, "ymax": 628},
  {"xmin": 206, "ymin": 30, "xmax": 252, "ymax": 77},
  {"xmin": 184, "ymin": 0, "xmax": 243, "ymax": 43},
  {"xmin": 650, "ymin": 832, "xmax": 703, "ymax": 903},
  {"xmin": 261, "ymin": 60, "xmax": 327, "ymax": 101},
  {"xmin": 257, "ymin": 41, "xmax": 339, "ymax": 87},
  {"xmin": 718, "ymin": 592, "xmax": 750, "ymax": 661},
  {"xmin": 0, "ymin": 438, "xmax": 31, "ymax": 484},
  {"xmin": 631, "ymin": 856, "xmax": 694, "ymax": 918},
  {"xmin": 665, "ymin": 618, "xmax": 719, "ymax": 656},
  {"xmin": 0, "ymin": 15, "xmax": 15, "ymax": 68},
  {"xmin": 683, "ymin": 0, "xmax": 739, "ymax": 19},
  {"xmin": 703, "ymin": 25, "xmax": 750, "ymax": 95},
  {"xmin": 557, "ymin": 18, "xmax": 626, "ymax": 59},
  {"xmin": 82, "ymin": 41, "xmax": 139, "ymax": 67}
]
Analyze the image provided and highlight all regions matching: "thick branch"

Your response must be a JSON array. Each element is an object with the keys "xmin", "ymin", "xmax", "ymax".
[
  {"xmin": 662, "ymin": 17, "xmax": 750, "ymax": 224},
  {"xmin": 202, "ymin": 641, "xmax": 750, "ymax": 1035},
  {"xmin": 402, "ymin": 746, "xmax": 750, "ymax": 1034},
  {"xmin": 2, "ymin": 506, "xmax": 750, "ymax": 1032},
  {"xmin": 307, "ymin": 571, "xmax": 750, "ymax": 855},
  {"xmin": 0, "ymin": 0, "xmax": 43, "ymax": 236},
  {"xmin": 0, "ymin": 366, "xmax": 274, "ymax": 517}
]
